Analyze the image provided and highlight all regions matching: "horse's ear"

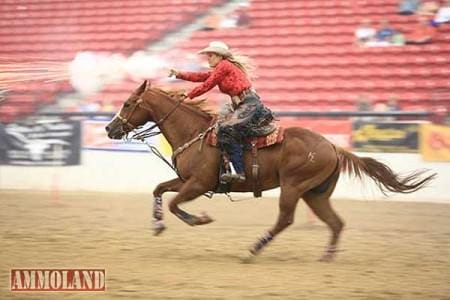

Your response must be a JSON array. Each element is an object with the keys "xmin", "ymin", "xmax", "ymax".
[{"xmin": 135, "ymin": 80, "xmax": 149, "ymax": 95}]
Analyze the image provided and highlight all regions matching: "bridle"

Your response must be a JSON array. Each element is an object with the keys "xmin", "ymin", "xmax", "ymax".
[
  {"xmin": 116, "ymin": 92, "xmax": 184, "ymax": 140},
  {"xmin": 114, "ymin": 91, "xmax": 187, "ymax": 183},
  {"xmin": 114, "ymin": 89, "xmax": 217, "ymax": 199},
  {"xmin": 116, "ymin": 97, "xmax": 143, "ymax": 132}
]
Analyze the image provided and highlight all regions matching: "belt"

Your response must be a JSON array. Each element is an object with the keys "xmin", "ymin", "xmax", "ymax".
[{"xmin": 231, "ymin": 88, "xmax": 256, "ymax": 106}]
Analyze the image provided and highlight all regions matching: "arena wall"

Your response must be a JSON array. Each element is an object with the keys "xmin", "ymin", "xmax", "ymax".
[{"xmin": 0, "ymin": 150, "xmax": 449, "ymax": 203}]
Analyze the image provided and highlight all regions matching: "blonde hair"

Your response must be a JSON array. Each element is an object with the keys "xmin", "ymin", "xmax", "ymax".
[{"xmin": 225, "ymin": 51, "xmax": 257, "ymax": 79}]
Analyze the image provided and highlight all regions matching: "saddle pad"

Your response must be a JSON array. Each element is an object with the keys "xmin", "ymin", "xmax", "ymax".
[{"xmin": 206, "ymin": 126, "xmax": 285, "ymax": 149}]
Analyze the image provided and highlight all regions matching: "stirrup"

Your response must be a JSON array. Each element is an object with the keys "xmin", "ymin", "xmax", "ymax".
[{"xmin": 220, "ymin": 172, "xmax": 246, "ymax": 183}]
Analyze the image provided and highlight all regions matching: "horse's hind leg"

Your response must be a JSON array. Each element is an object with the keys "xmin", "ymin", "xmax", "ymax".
[
  {"xmin": 303, "ymin": 171, "xmax": 344, "ymax": 262},
  {"xmin": 152, "ymin": 178, "xmax": 183, "ymax": 235},
  {"xmin": 248, "ymin": 183, "xmax": 303, "ymax": 256}
]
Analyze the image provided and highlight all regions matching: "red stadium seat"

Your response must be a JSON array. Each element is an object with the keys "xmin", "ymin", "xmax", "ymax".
[
  {"xmin": 3, "ymin": 0, "xmax": 447, "ymax": 122},
  {"xmin": 0, "ymin": 0, "xmax": 225, "ymax": 121}
]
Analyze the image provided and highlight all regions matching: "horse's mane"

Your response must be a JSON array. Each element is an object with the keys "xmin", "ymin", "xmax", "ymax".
[{"xmin": 153, "ymin": 87, "xmax": 217, "ymax": 119}]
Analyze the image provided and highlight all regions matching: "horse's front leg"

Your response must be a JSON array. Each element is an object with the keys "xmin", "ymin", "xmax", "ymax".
[
  {"xmin": 168, "ymin": 179, "xmax": 214, "ymax": 226},
  {"xmin": 152, "ymin": 178, "xmax": 184, "ymax": 235}
]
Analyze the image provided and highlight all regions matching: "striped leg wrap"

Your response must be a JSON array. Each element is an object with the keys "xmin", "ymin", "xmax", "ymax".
[
  {"xmin": 251, "ymin": 232, "xmax": 274, "ymax": 255},
  {"xmin": 153, "ymin": 196, "xmax": 163, "ymax": 221}
]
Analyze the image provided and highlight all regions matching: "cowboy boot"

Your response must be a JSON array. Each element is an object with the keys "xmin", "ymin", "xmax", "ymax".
[{"xmin": 220, "ymin": 143, "xmax": 246, "ymax": 183}]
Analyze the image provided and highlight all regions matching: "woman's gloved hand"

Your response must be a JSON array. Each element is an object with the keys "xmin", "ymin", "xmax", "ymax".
[{"xmin": 168, "ymin": 69, "xmax": 179, "ymax": 77}]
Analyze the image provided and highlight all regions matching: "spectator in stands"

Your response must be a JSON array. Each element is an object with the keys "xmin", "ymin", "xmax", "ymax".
[
  {"xmin": 354, "ymin": 95, "xmax": 374, "ymax": 122},
  {"xmin": 398, "ymin": 0, "xmax": 421, "ymax": 15},
  {"xmin": 374, "ymin": 96, "xmax": 401, "ymax": 121},
  {"xmin": 373, "ymin": 102, "xmax": 390, "ymax": 121},
  {"xmin": 418, "ymin": 0, "xmax": 440, "ymax": 19},
  {"xmin": 374, "ymin": 102, "xmax": 388, "ymax": 111},
  {"xmin": 220, "ymin": 13, "xmax": 239, "ymax": 29},
  {"xmin": 387, "ymin": 96, "xmax": 401, "ymax": 112},
  {"xmin": 201, "ymin": 12, "xmax": 222, "ymax": 31},
  {"xmin": 405, "ymin": 15, "xmax": 438, "ymax": 44},
  {"xmin": 392, "ymin": 31, "xmax": 406, "ymax": 45},
  {"xmin": 356, "ymin": 95, "xmax": 373, "ymax": 111},
  {"xmin": 236, "ymin": 6, "xmax": 251, "ymax": 27},
  {"xmin": 355, "ymin": 95, "xmax": 375, "ymax": 122},
  {"xmin": 355, "ymin": 19, "xmax": 376, "ymax": 46},
  {"xmin": 218, "ymin": 5, "xmax": 251, "ymax": 29},
  {"xmin": 376, "ymin": 19, "xmax": 397, "ymax": 43},
  {"xmin": 169, "ymin": 41, "xmax": 274, "ymax": 183},
  {"xmin": 434, "ymin": 0, "xmax": 450, "ymax": 24}
]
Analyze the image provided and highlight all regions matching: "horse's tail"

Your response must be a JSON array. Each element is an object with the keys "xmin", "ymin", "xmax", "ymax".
[{"xmin": 336, "ymin": 147, "xmax": 437, "ymax": 194}]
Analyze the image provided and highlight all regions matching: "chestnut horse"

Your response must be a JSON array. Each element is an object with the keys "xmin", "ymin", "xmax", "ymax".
[{"xmin": 105, "ymin": 81, "xmax": 435, "ymax": 261}]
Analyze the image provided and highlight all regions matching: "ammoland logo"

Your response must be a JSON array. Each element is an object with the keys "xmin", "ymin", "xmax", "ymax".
[{"xmin": 10, "ymin": 269, "xmax": 106, "ymax": 291}]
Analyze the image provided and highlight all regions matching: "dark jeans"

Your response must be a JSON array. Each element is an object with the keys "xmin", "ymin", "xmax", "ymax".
[{"xmin": 217, "ymin": 94, "xmax": 273, "ymax": 174}]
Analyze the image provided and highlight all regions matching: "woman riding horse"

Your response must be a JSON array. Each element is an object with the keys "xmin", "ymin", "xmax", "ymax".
[
  {"xmin": 169, "ymin": 41, "xmax": 273, "ymax": 183},
  {"xmin": 105, "ymin": 80, "xmax": 436, "ymax": 261}
]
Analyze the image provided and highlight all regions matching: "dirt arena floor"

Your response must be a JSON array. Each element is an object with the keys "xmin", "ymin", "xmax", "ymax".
[{"xmin": 1, "ymin": 190, "xmax": 449, "ymax": 299}]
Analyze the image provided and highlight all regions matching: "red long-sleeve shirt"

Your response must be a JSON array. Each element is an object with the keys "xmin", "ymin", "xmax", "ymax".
[{"xmin": 176, "ymin": 60, "xmax": 252, "ymax": 99}]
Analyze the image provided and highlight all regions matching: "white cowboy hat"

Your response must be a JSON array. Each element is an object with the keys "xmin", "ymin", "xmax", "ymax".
[{"xmin": 197, "ymin": 41, "xmax": 232, "ymax": 57}]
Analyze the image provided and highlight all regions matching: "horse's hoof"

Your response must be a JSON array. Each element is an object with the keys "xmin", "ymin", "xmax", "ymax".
[
  {"xmin": 153, "ymin": 226, "xmax": 166, "ymax": 236},
  {"xmin": 153, "ymin": 221, "xmax": 166, "ymax": 236},
  {"xmin": 318, "ymin": 253, "xmax": 335, "ymax": 262},
  {"xmin": 319, "ymin": 246, "xmax": 340, "ymax": 262},
  {"xmin": 195, "ymin": 213, "xmax": 214, "ymax": 226},
  {"xmin": 240, "ymin": 252, "xmax": 256, "ymax": 264}
]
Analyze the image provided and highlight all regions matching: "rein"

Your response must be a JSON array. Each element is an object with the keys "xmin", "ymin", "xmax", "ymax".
[
  {"xmin": 171, "ymin": 124, "xmax": 216, "ymax": 163},
  {"xmin": 130, "ymin": 97, "xmax": 183, "ymax": 140},
  {"xmin": 125, "ymin": 91, "xmax": 215, "ymax": 163},
  {"xmin": 121, "ymin": 91, "xmax": 218, "ymax": 199}
]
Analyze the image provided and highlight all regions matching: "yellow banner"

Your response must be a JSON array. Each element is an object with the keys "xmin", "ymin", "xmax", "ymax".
[{"xmin": 420, "ymin": 124, "xmax": 450, "ymax": 161}]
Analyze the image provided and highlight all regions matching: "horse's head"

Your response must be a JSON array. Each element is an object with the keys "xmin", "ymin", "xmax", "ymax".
[{"xmin": 105, "ymin": 80, "xmax": 151, "ymax": 139}]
